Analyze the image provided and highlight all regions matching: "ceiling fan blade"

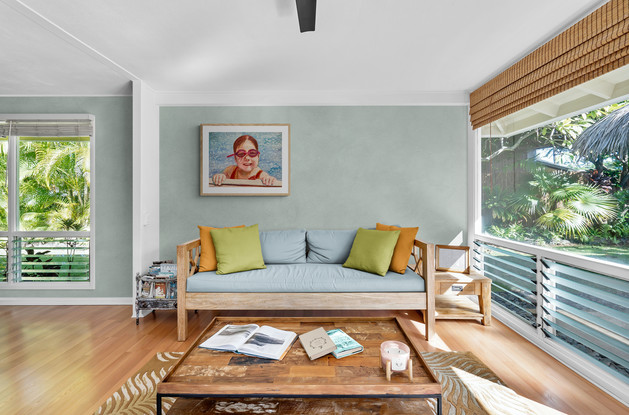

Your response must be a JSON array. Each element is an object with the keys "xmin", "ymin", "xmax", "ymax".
[{"xmin": 296, "ymin": 0, "xmax": 316, "ymax": 32}]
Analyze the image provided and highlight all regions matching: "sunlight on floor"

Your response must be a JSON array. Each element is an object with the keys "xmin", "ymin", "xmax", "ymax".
[
  {"xmin": 405, "ymin": 318, "xmax": 451, "ymax": 351},
  {"xmin": 453, "ymin": 367, "xmax": 566, "ymax": 415}
]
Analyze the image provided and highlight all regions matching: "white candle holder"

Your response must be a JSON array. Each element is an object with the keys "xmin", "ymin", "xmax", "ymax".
[{"xmin": 380, "ymin": 340, "xmax": 412, "ymax": 381}]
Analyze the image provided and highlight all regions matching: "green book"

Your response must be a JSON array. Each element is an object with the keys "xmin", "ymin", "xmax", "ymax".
[{"xmin": 327, "ymin": 328, "xmax": 364, "ymax": 359}]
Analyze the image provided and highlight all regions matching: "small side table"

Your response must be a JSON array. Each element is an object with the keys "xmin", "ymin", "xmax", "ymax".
[{"xmin": 434, "ymin": 270, "xmax": 491, "ymax": 325}]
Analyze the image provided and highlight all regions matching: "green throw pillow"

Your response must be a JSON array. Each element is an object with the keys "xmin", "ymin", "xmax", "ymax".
[
  {"xmin": 210, "ymin": 224, "xmax": 266, "ymax": 275},
  {"xmin": 343, "ymin": 228, "xmax": 401, "ymax": 276}
]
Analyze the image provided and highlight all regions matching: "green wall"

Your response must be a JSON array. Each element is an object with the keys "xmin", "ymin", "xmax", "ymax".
[
  {"xmin": 0, "ymin": 97, "xmax": 132, "ymax": 298},
  {"xmin": 160, "ymin": 106, "xmax": 469, "ymax": 260}
]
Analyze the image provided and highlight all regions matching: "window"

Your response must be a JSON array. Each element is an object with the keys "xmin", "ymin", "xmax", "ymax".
[
  {"xmin": 474, "ymin": 94, "xmax": 629, "ymax": 398},
  {"xmin": 480, "ymin": 99, "xmax": 629, "ymax": 268},
  {"xmin": 0, "ymin": 117, "xmax": 94, "ymax": 289}
]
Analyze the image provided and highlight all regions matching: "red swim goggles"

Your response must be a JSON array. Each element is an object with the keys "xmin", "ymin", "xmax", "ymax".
[{"xmin": 227, "ymin": 149, "xmax": 260, "ymax": 158}]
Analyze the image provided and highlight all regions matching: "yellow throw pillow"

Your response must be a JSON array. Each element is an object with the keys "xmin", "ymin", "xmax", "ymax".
[
  {"xmin": 198, "ymin": 225, "xmax": 244, "ymax": 272},
  {"xmin": 376, "ymin": 223, "xmax": 419, "ymax": 274}
]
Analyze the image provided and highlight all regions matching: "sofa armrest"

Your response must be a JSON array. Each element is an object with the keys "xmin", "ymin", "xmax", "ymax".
[
  {"xmin": 410, "ymin": 239, "xmax": 434, "ymax": 280},
  {"xmin": 177, "ymin": 237, "xmax": 201, "ymax": 341},
  {"xmin": 411, "ymin": 239, "xmax": 436, "ymax": 340},
  {"xmin": 177, "ymin": 238, "xmax": 201, "ymax": 286}
]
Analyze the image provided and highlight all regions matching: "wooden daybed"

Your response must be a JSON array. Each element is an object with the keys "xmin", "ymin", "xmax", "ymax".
[{"xmin": 176, "ymin": 238, "xmax": 435, "ymax": 342}]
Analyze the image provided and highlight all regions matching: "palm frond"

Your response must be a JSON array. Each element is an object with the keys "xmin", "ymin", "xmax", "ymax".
[
  {"xmin": 536, "ymin": 209, "xmax": 589, "ymax": 237},
  {"xmin": 573, "ymin": 104, "xmax": 629, "ymax": 159}
]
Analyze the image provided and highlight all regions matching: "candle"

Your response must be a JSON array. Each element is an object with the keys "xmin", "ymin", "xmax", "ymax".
[{"xmin": 380, "ymin": 341, "xmax": 410, "ymax": 371}]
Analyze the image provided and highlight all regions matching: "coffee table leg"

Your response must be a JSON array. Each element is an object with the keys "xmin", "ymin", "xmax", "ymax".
[
  {"xmin": 436, "ymin": 395, "xmax": 442, "ymax": 415},
  {"xmin": 156, "ymin": 393, "xmax": 162, "ymax": 414}
]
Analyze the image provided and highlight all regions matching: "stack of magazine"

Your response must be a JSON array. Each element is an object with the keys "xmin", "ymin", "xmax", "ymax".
[
  {"xmin": 199, "ymin": 324, "xmax": 297, "ymax": 360},
  {"xmin": 299, "ymin": 327, "xmax": 363, "ymax": 359}
]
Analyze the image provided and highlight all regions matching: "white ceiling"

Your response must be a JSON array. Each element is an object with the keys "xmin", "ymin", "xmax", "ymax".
[{"xmin": 0, "ymin": 0, "xmax": 609, "ymax": 98}]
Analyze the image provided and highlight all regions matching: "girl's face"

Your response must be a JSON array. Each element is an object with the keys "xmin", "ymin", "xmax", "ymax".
[{"xmin": 235, "ymin": 140, "xmax": 259, "ymax": 173}]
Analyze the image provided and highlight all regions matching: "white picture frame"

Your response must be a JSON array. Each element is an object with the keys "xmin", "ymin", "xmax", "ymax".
[{"xmin": 200, "ymin": 124, "xmax": 290, "ymax": 196}]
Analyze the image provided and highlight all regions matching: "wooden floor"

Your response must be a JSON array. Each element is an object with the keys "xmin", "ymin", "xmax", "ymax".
[{"xmin": 0, "ymin": 306, "xmax": 626, "ymax": 415}]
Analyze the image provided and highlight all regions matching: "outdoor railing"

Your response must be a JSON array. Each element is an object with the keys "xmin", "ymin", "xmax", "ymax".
[
  {"xmin": 540, "ymin": 259, "xmax": 629, "ymax": 382},
  {"xmin": 473, "ymin": 241, "xmax": 537, "ymax": 326},
  {"xmin": 11, "ymin": 236, "xmax": 90, "ymax": 282},
  {"xmin": 474, "ymin": 237, "xmax": 629, "ymax": 386}
]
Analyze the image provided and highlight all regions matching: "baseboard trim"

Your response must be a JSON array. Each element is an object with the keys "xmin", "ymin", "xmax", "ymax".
[
  {"xmin": 0, "ymin": 297, "xmax": 133, "ymax": 305},
  {"xmin": 493, "ymin": 304, "xmax": 629, "ymax": 408}
]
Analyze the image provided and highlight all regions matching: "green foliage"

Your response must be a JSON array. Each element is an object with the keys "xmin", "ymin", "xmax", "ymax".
[
  {"xmin": 0, "ymin": 142, "xmax": 7, "ymax": 230},
  {"xmin": 0, "ymin": 139, "xmax": 90, "ymax": 232},
  {"xmin": 482, "ymin": 187, "xmax": 522, "ymax": 224},
  {"xmin": 483, "ymin": 100, "xmax": 629, "ymax": 252},
  {"xmin": 483, "ymin": 164, "xmax": 618, "ymax": 241}
]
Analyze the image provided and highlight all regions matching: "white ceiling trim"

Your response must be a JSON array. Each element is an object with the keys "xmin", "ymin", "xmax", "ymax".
[
  {"xmin": 577, "ymin": 79, "xmax": 615, "ymax": 100},
  {"xmin": 531, "ymin": 101, "xmax": 560, "ymax": 117},
  {"xmin": 155, "ymin": 90, "xmax": 469, "ymax": 107},
  {"xmin": 1, "ymin": 0, "xmax": 138, "ymax": 82}
]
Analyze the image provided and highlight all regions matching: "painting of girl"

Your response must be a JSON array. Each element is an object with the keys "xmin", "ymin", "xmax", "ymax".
[{"xmin": 200, "ymin": 124, "xmax": 290, "ymax": 196}]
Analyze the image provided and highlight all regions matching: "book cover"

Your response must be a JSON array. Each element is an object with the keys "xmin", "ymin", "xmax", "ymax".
[
  {"xmin": 154, "ymin": 282, "xmax": 166, "ymax": 299},
  {"xmin": 299, "ymin": 327, "xmax": 337, "ymax": 360},
  {"xmin": 327, "ymin": 328, "xmax": 364, "ymax": 359},
  {"xmin": 199, "ymin": 324, "xmax": 297, "ymax": 360}
]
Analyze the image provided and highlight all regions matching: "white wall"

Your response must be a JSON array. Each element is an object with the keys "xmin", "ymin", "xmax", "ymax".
[{"xmin": 132, "ymin": 81, "xmax": 160, "ymax": 314}]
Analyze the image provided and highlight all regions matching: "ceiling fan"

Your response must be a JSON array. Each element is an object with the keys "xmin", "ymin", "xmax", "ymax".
[{"xmin": 296, "ymin": 0, "xmax": 316, "ymax": 32}]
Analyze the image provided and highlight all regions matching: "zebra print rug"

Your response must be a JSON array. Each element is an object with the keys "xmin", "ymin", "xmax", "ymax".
[
  {"xmin": 421, "ymin": 351, "xmax": 565, "ymax": 415},
  {"xmin": 94, "ymin": 351, "xmax": 563, "ymax": 415}
]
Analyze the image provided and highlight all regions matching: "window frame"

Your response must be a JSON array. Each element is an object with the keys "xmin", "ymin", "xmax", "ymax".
[{"xmin": 0, "ymin": 114, "xmax": 95, "ymax": 290}]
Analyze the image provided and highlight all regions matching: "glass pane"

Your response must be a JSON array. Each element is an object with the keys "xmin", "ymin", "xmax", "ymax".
[
  {"xmin": 18, "ymin": 138, "xmax": 90, "ymax": 231},
  {"xmin": 481, "ymin": 100, "xmax": 629, "ymax": 267},
  {"xmin": 0, "ymin": 137, "xmax": 7, "ymax": 232},
  {"xmin": 13, "ymin": 236, "xmax": 90, "ymax": 282},
  {"xmin": 0, "ymin": 237, "xmax": 7, "ymax": 282}
]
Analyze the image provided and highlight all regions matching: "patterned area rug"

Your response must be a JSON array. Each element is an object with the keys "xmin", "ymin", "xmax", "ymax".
[
  {"xmin": 94, "ymin": 351, "xmax": 564, "ymax": 415},
  {"xmin": 93, "ymin": 352, "xmax": 183, "ymax": 415},
  {"xmin": 421, "ymin": 351, "xmax": 565, "ymax": 415}
]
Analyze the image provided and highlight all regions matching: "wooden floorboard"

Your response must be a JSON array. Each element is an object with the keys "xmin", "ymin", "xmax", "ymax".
[{"xmin": 0, "ymin": 306, "xmax": 626, "ymax": 414}]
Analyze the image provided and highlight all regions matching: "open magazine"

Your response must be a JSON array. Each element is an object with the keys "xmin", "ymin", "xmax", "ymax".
[{"xmin": 199, "ymin": 324, "xmax": 297, "ymax": 360}]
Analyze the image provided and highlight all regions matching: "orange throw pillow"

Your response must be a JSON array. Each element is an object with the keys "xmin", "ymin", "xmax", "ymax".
[
  {"xmin": 376, "ymin": 223, "xmax": 419, "ymax": 274},
  {"xmin": 198, "ymin": 225, "xmax": 245, "ymax": 272}
]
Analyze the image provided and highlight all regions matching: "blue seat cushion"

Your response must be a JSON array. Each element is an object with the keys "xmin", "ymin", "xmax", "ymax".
[
  {"xmin": 306, "ymin": 229, "xmax": 357, "ymax": 264},
  {"xmin": 260, "ymin": 229, "xmax": 307, "ymax": 264},
  {"xmin": 186, "ymin": 263, "xmax": 425, "ymax": 293}
]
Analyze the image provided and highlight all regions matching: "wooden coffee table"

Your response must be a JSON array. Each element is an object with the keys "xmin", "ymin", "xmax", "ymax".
[{"xmin": 157, "ymin": 316, "xmax": 442, "ymax": 414}]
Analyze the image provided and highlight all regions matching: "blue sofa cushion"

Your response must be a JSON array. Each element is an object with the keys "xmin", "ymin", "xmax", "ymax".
[
  {"xmin": 186, "ymin": 264, "xmax": 425, "ymax": 293},
  {"xmin": 260, "ymin": 229, "xmax": 307, "ymax": 264},
  {"xmin": 306, "ymin": 230, "xmax": 356, "ymax": 264}
]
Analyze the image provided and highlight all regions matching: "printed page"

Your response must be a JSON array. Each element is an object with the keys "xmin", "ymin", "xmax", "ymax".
[
  {"xmin": 238, "ymin": 325, "xmax": 297, "ymax": 360},
  {"xmin": 199, "ymin": 324, "xmax": 259, "ymax": 351}
]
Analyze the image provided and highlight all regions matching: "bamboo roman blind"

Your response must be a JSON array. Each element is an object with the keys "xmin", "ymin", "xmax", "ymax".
[{"xmin": 470, "ymin": 0, "xmax": 629, "ymax": 130}]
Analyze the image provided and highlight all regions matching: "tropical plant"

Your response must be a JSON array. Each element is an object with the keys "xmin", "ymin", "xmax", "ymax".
[
  {"xmin": 18, "ymin": 140, "xmax": 90, "ymax": 231},
  {"xmin": 573, "ymin": 104, "xmax": 629, "ymax": 189},
  {"xmin": 508, "ymin": 165, "xmax": 618, "ymax": 239},
  {"xmin": 0, "ymin": 141, "xmax": 7, "ymax": 230},
  {"xmin": 482, "ymin": 186, "xmax": 523, "ymax": 225}
]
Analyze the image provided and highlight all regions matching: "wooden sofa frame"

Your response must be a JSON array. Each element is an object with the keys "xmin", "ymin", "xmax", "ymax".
[{"xmin": 176, "ymin": 238, "xmax": 435, "ymax": 341}]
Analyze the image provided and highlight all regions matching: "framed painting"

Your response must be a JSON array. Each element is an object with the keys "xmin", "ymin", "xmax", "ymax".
[
  {"xmin": 435, "ymin": 245, "xmax": 470, "ymax": 273},
  {"xmin": 200, "ymin": 124, "xmax": 290, "ymax": 196}
]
